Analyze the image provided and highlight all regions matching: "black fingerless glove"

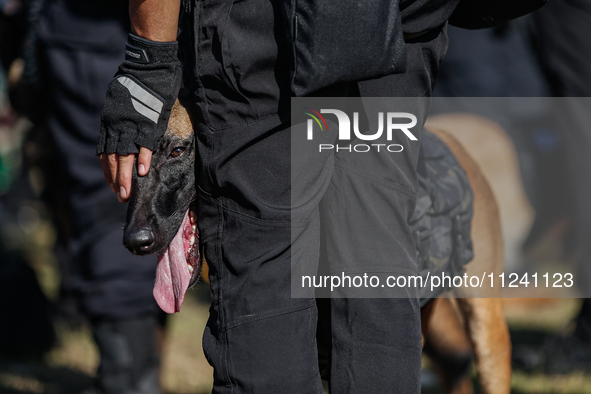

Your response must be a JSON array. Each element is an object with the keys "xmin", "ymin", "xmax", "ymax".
[{"xmin": 97, "ymin": 33, "xmax": 182, "ymax": 156}]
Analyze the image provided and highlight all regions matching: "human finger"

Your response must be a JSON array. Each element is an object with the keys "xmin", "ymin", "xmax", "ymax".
[
  {"xmin": 137, "ymin": 146, "xmax": 153, "ymax": 176},
  {"xmin": 117, "ymin": 153, "xmax": 136, "ymax": 203},
  {"xmin": 99, "ymin": 153, "xmax": 116, "ymax": 193}
]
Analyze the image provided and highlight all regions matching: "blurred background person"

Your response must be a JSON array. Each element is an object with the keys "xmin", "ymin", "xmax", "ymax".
[
  {"xmin": 529, "ymin": 0, "xmax": 591, "ymax": 373},
  {"xmin": 8, "ymin": 0, "xmax": 166, "ymax": 392},
  {"xmin": 0, "ymin": 0, "xmax": 57, "ymax": 366}
]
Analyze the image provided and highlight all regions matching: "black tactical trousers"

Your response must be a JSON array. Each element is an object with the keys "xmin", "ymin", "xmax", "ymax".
[{"xmin": 184, "ymin": 0, "xmax": 449, "ymax": 391}]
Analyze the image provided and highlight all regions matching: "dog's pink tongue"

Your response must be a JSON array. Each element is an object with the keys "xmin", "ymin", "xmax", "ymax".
[{"xmin": 154, "ymin": 213, "xmax": 191, "ymax": 313}]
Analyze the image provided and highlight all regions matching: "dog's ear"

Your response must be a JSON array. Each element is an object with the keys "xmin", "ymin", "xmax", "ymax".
[{"xmin": 166, "ymin": 99, "xmax": 194, "ymax": 139}]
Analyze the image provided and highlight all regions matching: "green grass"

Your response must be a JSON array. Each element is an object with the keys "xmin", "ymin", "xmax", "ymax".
[
  {"xmin": 511, "ymin": 372, "xmax": 591, "ymax": 394},
  {"xmin": 505, "ymin": 298, "xmax": 591, "ymax": 393}
]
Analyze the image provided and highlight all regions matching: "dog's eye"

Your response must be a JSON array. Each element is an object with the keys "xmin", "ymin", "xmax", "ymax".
[{"xmin": 170, "ymin": 147, "xmax": 186, "ymax": 158}]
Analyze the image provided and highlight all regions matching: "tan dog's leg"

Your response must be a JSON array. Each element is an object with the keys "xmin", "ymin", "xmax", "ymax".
[
  {"xmin": 456, "ymin": 298, "xmax": 511, "ymax": 394},
  {"xmin": 427, "ymin": 127, "xmax": 512, "ymax": 394},
  {"xmin": 423, "ymin": 298, "xmax": 474, "ymax": 394}
]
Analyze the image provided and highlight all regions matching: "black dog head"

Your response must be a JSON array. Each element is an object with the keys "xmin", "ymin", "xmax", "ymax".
[
  {"xmin": 123, "ymin": 99, "xmax": 199, "ymax": 313},
  {"xmin": 124, "ymin": 99, "xmax": 197, "ymax": 254}
]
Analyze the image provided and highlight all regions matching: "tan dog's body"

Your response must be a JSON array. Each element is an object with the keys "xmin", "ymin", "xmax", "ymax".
[
  {"xmin": 422, "ymin": 127, "xmax": 511, "ymax": 394},
  {"xmin": 427, "ymin": 114, "xmax": 534, "ymax": 271}
]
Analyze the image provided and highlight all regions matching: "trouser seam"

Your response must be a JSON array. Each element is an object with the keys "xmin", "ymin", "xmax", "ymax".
[
  {"xmin": 224, "ymin": 299, "xmax": 316, "ymax": 331},
  {"xmin": 214, "ymin": 198, "xmax": 234, "ymax": 390}
]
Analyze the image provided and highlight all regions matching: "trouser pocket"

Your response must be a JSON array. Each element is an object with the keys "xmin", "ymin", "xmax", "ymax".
[{"xmin": 202, "ymin": 300, "xmax": 322, "ymax": 393}]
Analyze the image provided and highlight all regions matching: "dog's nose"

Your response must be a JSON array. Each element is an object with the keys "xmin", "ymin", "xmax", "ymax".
[{"xmin": 123, "ymin": 227, "xmax": 156, "ymax": 255}]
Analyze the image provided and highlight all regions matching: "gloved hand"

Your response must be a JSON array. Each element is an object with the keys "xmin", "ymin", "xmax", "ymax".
[{"xmin": 97, "ymin": 33, "xmax": 182, "ymax": 156}]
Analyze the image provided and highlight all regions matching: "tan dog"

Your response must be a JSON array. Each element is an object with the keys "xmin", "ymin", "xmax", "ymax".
[{"xmin": 421, "ymin": 126, "xmax": 511, "ymax": 394}]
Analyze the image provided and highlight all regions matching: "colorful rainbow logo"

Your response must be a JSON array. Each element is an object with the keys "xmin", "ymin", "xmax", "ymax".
[{"xmin": 303, "ymin": 108, "xmax": 329, "ymax": 131}]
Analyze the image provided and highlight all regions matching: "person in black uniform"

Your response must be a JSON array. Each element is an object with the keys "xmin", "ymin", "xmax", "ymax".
[
  {"xmin": 529, "ymin": 0, "xmax": 591, "ymax": 373},
  {"xmin": 29, "ymin": 1, "xmax": 164, "ymax": 392},
  {"xmin": 97, "ymin": 0, "xmax": 460, "ymax": 392}
]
